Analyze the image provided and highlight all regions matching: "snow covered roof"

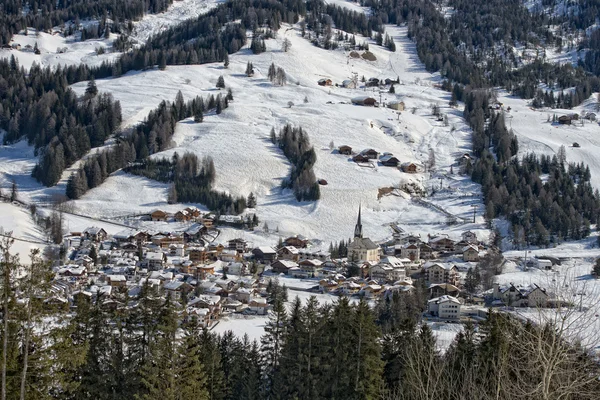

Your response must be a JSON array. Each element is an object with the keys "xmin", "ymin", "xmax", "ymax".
[
  {"xmin": 348, "ymin": 237, "xmax": 379, "ymax": 250},
  {"xmin": 255, "ymin": 246, "xmax": 276, "ymax": 254},
  {"xmin": 428, "ymin": 295, "xmax": 461, "ymax": 305}
]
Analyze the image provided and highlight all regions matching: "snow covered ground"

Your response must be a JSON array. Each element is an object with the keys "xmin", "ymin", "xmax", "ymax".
[
  {"xmin": 0, "ymin": 202, "xmax": 47, "ymax": 262},
  {"xmin": 131, "ymin": 0, "xmax": 223, "ymax": 44},
  {"xmin": 60, "ymin": 22, "xmax": 487, "ymax": 248},
  {"xmin": 498, "ymin": 91, "xmax": 600, "ymax": 190},
  {"xmin": 0, "ymin": 27, "xmax": 119, "ymax": 70}
]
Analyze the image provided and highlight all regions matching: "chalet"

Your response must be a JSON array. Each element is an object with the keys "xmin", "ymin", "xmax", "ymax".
[
  {"xmin": 249, "ymin": 297, "xmax": 269, "ymax": 315},
  {"xmin": 387, "ymin": 101, "xmax": 405, "ymax": 111},
  {"xmin": 419, "ymin": 243, "xmax": 434, "ymax": 259},
  {"xmin": 429, "ymin": 236, "xmax": 455, "ymax": 252},
  {"xmin": 365, "ymin": 78, "xmax": 379, "ymax": 87},
  {"xmin": 228, "ymin": 238, "xmax": 249, "ymax": 252},
  {"xmin": 400, "ymin": 243, "xmax": 420, "ymax": 261},
  {"xmin": 202, "ymin": 217, "xmax": 214, "ymax": 228},
  {"xmin": 358, "ymin": 148, "xmax": 379, "ymax": 159},
  {"xmin": 189, "ymin": 247, "xmax": 210, "ymax": 263},
  {"xmin": 342, "ymin": 79, "xmax": 357, "ymax": 89},
  {"xmin": 169, "ymin": 244, "xmax": 185, "ymax": 257},
  {"xmin": 318, "ymin": 78, "xmax": 333, "ymax": 86},
  {"xmin": 428, "ymin": 283, "xmax": 460, "ymax": 299},
  {"xmin": 360, "ymin": 284, "xmax": 383, "ymax": 299},
  {"xmin": 461, "ymin": 231, "xmax": 478, "ymax": 244},
  {"xmin": 379, "ymin": 154, "xmax": 400, "ymax": 167},
  {"xmin": 427, "ymin": 295, "xmax": 461, "ymax": 319},
  {"xmin": 423, "ymin": 263, "xmax": 460, "ymax": 286},
  {"xmin": 151, "ymin": 210, "xmax": 168, "ymax": 221},
  {"xmin": 163, "ymin": 281, "xmax": 193, "ymax": 300},
  {"xmin": 184, "ymin": 224, "xmax": 206, "ymax": 243},
  {"xmin": 222, "ymin": 297, "xmax": 244, "ymax": 312},
  {"xmin": 144, "ymin": 252, "xmax": 166, "ymax": 270},
  {"xmin": 558, "ymin": 115, "xmax": 571, "ymax": 125},
  {"xmin": 400, "ymin": 162, "xmax": 419, "ymax": 173},
  {"xmin": 185, "ymin": 207, "xmax": 201, "ymax": 218},
  {"xmin": 189, "ymin": 295, "xmax": 222, "ymax": 321},
  {"xmin": 338, "ymin": 145, "xmax": 353, "ymax": 155},
  {"xmin": 351, "ymin": 96, "xmax": 377, "ymax": 106},
  {"xmin": 174, "ymin": 210, "xmax": 191, "ymax": 222},
  {"xmin": 293, "ymin": 259, "xmax": 323, "ymax": 278},
  {"xmin": 283, "ymin": 236, "xmax": 309, "ymax": 249},
  {"xmin": 277, "ymin": 246, "xmax": 300, "ymax": 261},
  {"xmin": 226, "ymin": 262, "xmax": 247, "ymax": 275},
  {"xmin": 252, "ymin": 247, "xmax": 277, "ymax": 263},
  {"xmin": 492, "ymin": 283, "xmax": 549, "ymax": 307},
  {"xmin": 352, "ymin": 154, "xmax": 371, "ymax": 163},
  {"xmin": 462, "ymin": 245, "xmax": 479, "ymax": 262},
  {"xmin": 108, "ymin": 275, "xmax": 127, "ymax": 288},
  {"xmin": 185, "ymin": 308, "xmax": 211, "ymax": 327},
  {"xmin": 11, "ymin": 43, "xmax": 21, "ymax": 50},
  {"xmin": 585, "ymin": 112, "xmax": 597, "ymax": 121},
  {"xmin": 83, "ymin": 227, "xmax": 107, "ymax": 242},
  {"xmin": 271, "ymin": 259, "xmax": 299, "ymax": 275}
]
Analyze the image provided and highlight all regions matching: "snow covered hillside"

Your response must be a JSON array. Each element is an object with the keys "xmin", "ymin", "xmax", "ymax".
[
  {"xmin": 63, "ymin": 22, "xmax": 487, "ymax": 247},
  {"xmin": 0, "ymin": 1, "xmax": 489, "ymax": 250},
  {"xmin": 498, "ymin": 91, "xmax": 600, "ymax": 190}
]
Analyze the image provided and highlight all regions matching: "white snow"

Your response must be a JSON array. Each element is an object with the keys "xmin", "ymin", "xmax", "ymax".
[
  {"xmin": 0, "ymin": 27, "xmax": 119, "ymax": 70},
  {"xmin": 60, "ymin": 24, "xmax": 488, "ymax": 248},
  {"xmin": 0, "ymin": 202, "xmax": 47, "ymax": 262}
]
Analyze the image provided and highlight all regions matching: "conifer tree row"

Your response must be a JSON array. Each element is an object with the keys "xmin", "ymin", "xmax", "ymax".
[
  {"xmin": 271, "ymin": 124, "xmax": 321, "ymax": 202},
  {"xmin": 1, "ymin": 242, "xmax": 598, "ymax": 400},
  {"xmin": 66, "ymin": 91, "xmax": 241, "ymax": 215}
]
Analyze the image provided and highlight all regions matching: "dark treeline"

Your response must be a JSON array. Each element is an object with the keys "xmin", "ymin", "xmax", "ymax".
[
  {"xmin": 366, "ymin": 0, "xmax": 599, "ymax": 107},
  {"xmin": 0, "ymin": 59, "xmax": 122, "ymax": 186},
  {"xmin": 3, "ymin": 271, "xmax": 599, "ymax": 400},
  {"xmin": 66, "ymin": 90, "xmax": 239, "ymax": 214},
  {"xmin": 271, "ymin": 124, "xmax": 320, "ymax": 202},
  {"xmin": 362, "ymin": 0, "xmax": 600, "ymax": 244},
  {"xmin": 464, "ymin": 90, "xmax": 600, "ymax": 245},
  {"xmin": 0, "ymin": 0, "xmax": 173, "ymax": 46},
  {"xmin": 59, "ymin": 0, "xmax": 312, "ymax": 83},
  {"xmin": 125, "ymin": 152, "xmax": 248, "ymax": 215}
]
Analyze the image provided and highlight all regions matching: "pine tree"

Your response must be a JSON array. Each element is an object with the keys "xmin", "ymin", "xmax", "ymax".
[
  {"xmin": 86, "ymin": 78, "xmax": 98, "ymax": 98},
  {"xmin": 216, "ymin": 76, "xmax": 225, "ymax": 89},
  {"xmin": 223, "ymin": 53, "xmax": 229, "ymax": 69},
  {"xmin": 137, "ymin": 299, "xmax": 178, "ymax": 400},
  {"xmin": 245, "ymin": 61, "xmax": 254, "ymax": 77},
  {"xmin": 592, "ymin": 258, "xmax": 600, "ymax": 278},
  {"xmin": 198, "ymin": 330, "xmax": 226, "ymax": 400},
  {"xmin": 158, "ymin": 52, "xmax": 167, "ymax": 71},
  {"xmin": 194, "ymin": 107, "xmax": 203, "ymax": 123},
  {"xmin": 261, "ymin": 299, "xmax": 287, "ymax": 398},
  {"xmin": 9, "ymin": 180, "xmax": 17, "ymax": 202},
  {"xmin": 247, "ymin": 192, "xmax": 257, "ymax": 208},
  {"xmin": 176, "ymin": 323, "xmax": 209, "ymax": 399},
  {"xmin": 351, "ymin": 299, "xmax": 384, "ymax": 398}
]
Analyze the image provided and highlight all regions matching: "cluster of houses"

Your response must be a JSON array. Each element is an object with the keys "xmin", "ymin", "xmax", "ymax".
[
  {"xmin": 337, "ymin": 146, "xmax": 421, "ymax": 172},
  {"xmin": 46, "ymin": 204, "xmax": 560, "ymax": 325}
]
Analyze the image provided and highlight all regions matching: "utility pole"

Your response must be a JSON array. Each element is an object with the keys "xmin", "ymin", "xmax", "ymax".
[{"xmin": 471, "ymin": 205, "xmax": 477, "ymax": 223}]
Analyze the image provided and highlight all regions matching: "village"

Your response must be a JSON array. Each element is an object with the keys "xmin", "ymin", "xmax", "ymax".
[{"xmin": 46, "ymin": 203, "xmax": 563, "ymax": 330}]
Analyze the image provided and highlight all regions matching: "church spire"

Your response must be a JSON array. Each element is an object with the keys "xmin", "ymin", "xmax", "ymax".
[{"xmin": 354, "ymin": 204, "xmax": 363, "ymax": 238}]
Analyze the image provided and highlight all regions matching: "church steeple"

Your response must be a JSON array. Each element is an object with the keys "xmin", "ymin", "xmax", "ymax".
[{"xmin": 354, "ymin": 204, "xmax": 363, "ymax": 238}]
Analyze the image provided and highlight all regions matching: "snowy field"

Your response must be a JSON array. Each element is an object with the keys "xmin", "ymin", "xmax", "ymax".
[
  {"xmin": 0, "ymin": 27, "xmax": 119, "ymax": 70},
  {"xmin": 60, "ymin": 22, "xmax": 487, "ymax": 248},
  {"xmin": 0, "ymin": 202, "xmax": 47, "ymax": 262},
  {"xmin": 498, "ymin": 92, "xmax": 600, "ymax": 190}
]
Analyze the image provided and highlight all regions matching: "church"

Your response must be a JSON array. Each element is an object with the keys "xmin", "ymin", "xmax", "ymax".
[{"xmin": 347, "ymin": 205, "xmax": 380, "ymax": 263}]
